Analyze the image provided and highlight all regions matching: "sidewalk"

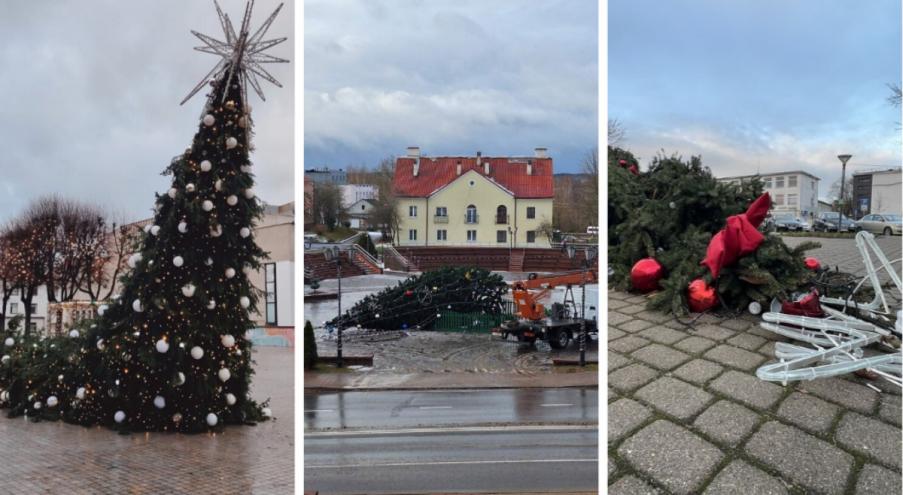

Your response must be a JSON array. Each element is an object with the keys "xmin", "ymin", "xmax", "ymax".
[{"xmin": 304, "ymin": 370, "xmax": 598, "ymax": 390}]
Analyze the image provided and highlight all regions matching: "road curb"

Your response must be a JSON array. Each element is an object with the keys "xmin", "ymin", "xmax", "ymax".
[{"xmin": 303, "ymin": 371, "xmax": 598, "ymax": 391}]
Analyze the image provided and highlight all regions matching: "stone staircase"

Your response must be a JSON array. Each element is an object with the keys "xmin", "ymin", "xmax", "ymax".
[{"xmin": 509, "ymin": 249, "xmax": 526, "ymax": 272}]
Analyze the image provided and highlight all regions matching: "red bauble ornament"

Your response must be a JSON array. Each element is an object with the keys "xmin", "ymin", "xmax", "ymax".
[
  {"xmin": 781, "ymin": 290, "xmax": 824, "ymax": 317},
  {"xmin": 687, "ymin": 279, "xmax": 717, "ymax": 313},
  {"xmin": 630, "ymin": 258, "xmax": 664, "ymax": 293},
  {"xmin": 404, "ymin": 290, "xmax": 413, "ymax": 297},
  {"xmin": 804, "ymin": 257, "xmax": 821, "ymax": 271},
  {"xmin": 628, "ymin": 164, "xmax": 639, "ymax": 175}
]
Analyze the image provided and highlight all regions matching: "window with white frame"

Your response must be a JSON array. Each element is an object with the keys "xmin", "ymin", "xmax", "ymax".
[
  {"xmin": 466, "ymin": 230, "xmax": 477, "ymax": 242},
  {"xmin": 408, "ymin": 229, "xmax": 417, "ymax": 241},
  {"xmin": 265, "ymin": 263, "xmax": 277, "ymax": 325},
  {"xmin": 9, "ymin": 303, "xmax": 17, "ymax": 314},
  {"xmin": 408, "ymin": 205, "xmax": 417, "ymax": 217},
  {"xmin": 465, "ymin": 205, "xmax": 478, "ymax": 223},
  {"xmin": 526, "ymin": 231, "xmax": 536, "ymax": 243},
  {"xmin": 435, "ymin": 206, "xmax": 447, "ymax": 217},
  {"xmin": 436, "ymin": 229, "xmax": 447, "ymax": 241},
  {"xmin": 787, "ymin": 194, "xmax": 798, "ymax": 206},
  {"xmin": 775, "ymin": 176, "xmax": 785, "ymax": 188},
  {"xmin": 788, "ymin": 175, "xmax": 797, "ymax": 187},
  {"xmin": 775, "ymin": 194, "xmax": 784, "ymax": 205},
  {"xmin": 526, "ymin": 207, "xmax": 536, "ymax": 219},
  {"xmin": 763, "ymin": 178, "xmax": 772, "ymax": 189},
  {"xmin": 497, "ymin": 230, "xmax": 506, "ymax": 243}
]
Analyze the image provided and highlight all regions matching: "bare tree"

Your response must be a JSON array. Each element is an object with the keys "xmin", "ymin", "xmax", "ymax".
[
  {"xmin": 313, "ymin": 183, "xmax": 345, "ymax": 230},
  {"xmin": 3, "ymin": 219, "xmax": 52, "ymax": 335},
  {"xmin": 0, "ymin": 233, "xmax": 20, "ymax": 332},
  {"xmin": 80, "ymin": 220, "xmax": 140, "ymax": 302},
  {"xmin": 828, "ymin": 176, "xmax": 855, "ymax": 216},
  {"xmin": 368, "ymin": 156, "xmax": 400, "ymax": 242},
  {"xmin": 888, "ymin": 83, "xmax": 901, "ymax": 108},
  {"xmin": 608, "ymin": 119, "xmax": 626, "ymax": 147}
]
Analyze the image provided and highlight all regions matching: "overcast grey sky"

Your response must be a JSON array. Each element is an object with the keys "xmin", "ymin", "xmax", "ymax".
[
  {"xmin": 0, "ymin": 0, "xmax": 294, "ymax": 224},
  {"xmin": 304, "ymin": 0, "xmax": 599, "ymax": 172}
]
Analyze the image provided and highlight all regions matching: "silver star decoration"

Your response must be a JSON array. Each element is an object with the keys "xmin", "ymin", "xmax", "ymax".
[{"xmin": 180, "ymin": 0, "xmax": 288, "ymax": 105}]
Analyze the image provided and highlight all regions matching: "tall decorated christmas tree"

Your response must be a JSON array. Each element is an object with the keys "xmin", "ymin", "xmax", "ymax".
[{"xmin": 0, "ymin": 1, "xmax": 288, "ymax": 433}]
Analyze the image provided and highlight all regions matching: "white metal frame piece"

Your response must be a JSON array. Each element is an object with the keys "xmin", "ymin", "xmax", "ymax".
[{"xmin": 756, "ymin": 231, "xmax": 901, "ymax": 388}]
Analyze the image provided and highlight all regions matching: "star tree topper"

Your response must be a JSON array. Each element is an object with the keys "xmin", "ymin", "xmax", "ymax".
[{"xmin": 181, "ymin": 0, "xmax": 288, "ymax": 105}]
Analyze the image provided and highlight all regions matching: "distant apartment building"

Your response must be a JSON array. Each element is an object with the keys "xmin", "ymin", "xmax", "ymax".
[
  {"xmin": 339, "ymin": 184, "xmax": 378, "ymax": 207},
  {"xmin": 305, "ymin": 167, "xmax": 347, "ymax": 185},
  {"xmin": 394, "ymin": 147, "xmax": 554, "ymax": 248},
  {"xmin": 853, "ymin": 168, "xmax": 902, "ymax": 218},
  {"xmin": 2, "ymin": 286, "xmax": 49, "ymax": 334},
  {"xmin": 718, "ymin": 171, "xmax": 820, "ymax": 219},
  {"xmin": 345, "ymin": 198, "xmax": 375, "ymax": 229}
]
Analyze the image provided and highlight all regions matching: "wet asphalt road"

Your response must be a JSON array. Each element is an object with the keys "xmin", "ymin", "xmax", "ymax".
[
  {"xmin": 304, "ymin": 426, "xmax": 599, "ymax": 494},
  {"xmin": 304, "ymin": 388, "xmax": 598, "ymax": 430}
]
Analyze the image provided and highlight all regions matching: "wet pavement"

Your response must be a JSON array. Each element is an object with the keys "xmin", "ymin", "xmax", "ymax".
[{"xmin": 0, "ymin": 347, "xmax": 293, "ymax": 495}]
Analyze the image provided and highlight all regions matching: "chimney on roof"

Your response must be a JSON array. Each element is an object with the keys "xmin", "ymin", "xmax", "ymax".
[
  {"xmin": 534, "ymin": 147, "xmax": 547, "ymax": 159},
  {"xmin": 476, "ymin": 151, "xmax": 482, "ymax": 166},
  {"xmin": 456, "ymin": 160, "xmax": 462, "ymax": 176},
  {"xmin": 407, "ymin": 146, "xmax": 421, "ymax": 158},
  {"xmin": 527, "ymin": 159, "xmax": 533, "ymax": 176}
]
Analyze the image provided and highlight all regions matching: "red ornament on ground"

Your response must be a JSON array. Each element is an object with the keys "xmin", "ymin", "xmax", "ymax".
[
  {"xmin": 781, "ymin": 290, "xmax": 824, "ymax": 317},
  {"xmin": 630, "ymin": 258, "xmax": 664, "ymax": 293},
  {"xmin": 804, "ymin": 257, "xmax": 821, "ymax": 271},
  {"xmin": 687, "ymin": 279, "xmax": 717, "ymax": 313}
]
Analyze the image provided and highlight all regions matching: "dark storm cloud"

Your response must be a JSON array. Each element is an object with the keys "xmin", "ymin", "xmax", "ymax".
[
  {"xmin": 304, "ymin": 0, "xmax": 599, "ymax": 171},
  {"xmin": 0, "ymin": 0, "xmax": 294, "ymax": 223}
]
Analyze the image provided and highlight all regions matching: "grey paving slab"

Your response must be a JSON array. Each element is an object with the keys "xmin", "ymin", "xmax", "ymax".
[
  {"xmin": 608, "ymin": 328, "xmax": 627, "ymax": 341},
  {"xmin": 610, "ymin": 312, "xmax": 634, "ymax": 327},
  {"xmin": 855, "ymin": 464, "xmax": 902, "ymax": 495},
  {"xmin": 608, "ymin": 458, "xmax": 617, "ymax": 477},
  {"xmin": 630, "ymin": 344, "xmax": 692, "ymax": 371},
  {"xmin": 703, "ymin": 460, "xmax": 789, "ymax": 495},
  {"xmin": 609, "ymin": 363, "xmax": 659, "ymax": 393},
  {"xmin": 620, "ymin": 319, "xmax": 657, "ymax": 333},
  {"xmin": 609, "ymin": 298, "xmax": 632, "ymax": 310},
  {"xmin": 835, "ymin": 412, "xmax": 902, "ymax": 469},
  {"xmin": 635, "ymin": 376, "xmax": 714, "ymax": 420},
  {"xmin": 618, "ymin": 420, "xmax": 724, "ymax": 495},
  {"xmin": 708, "ymin": 370, "xmax": 784, "ymax": 410},
  {"xmin": 720, "ymin": 318, "xmax": 753, "ymax": 332},
  {"xmin": 745, "ymin": 421, "xmax": 853, "ymax": 495},
  {"xmin": 609, "ymin": 398, "xmax": 653, "ymax": 443},
  {"xmin": 757, "ymin": 341, "xmax": 777, "ymax": 358},
  {"xmin": 609, "ymin": 475, "xmax": 662, "ymax": 495},
  {"xmin": 609, "ymin": 335, "xmax": 651, "ymax": 354},
  {"xmin": 673, "ymin": 359, "xmax": 724, "ymax": 385},
  {"xmin": 621, "ymin": 304, "xmax": 648, "ymax": 315},
  {"xmin": 609, "ymin": 351, "xmax": 630, "ymax": 371},
  {"xmin": 692, "ymin": 324, "xmax": 737, "ymax": 341},
  {"xmin": 775, "ymin": 392, "xmax": 839, "ymax": 434},
  {"xmin": 799, "ymin": 378, "xmax": 879, "ymax": 415},
  {"xmin": 635, "ymin": 310, "xmax": 676, "ymax": 324},
  {"xmin": 878, "ymin": 394, "xmax": 901, "ymax": 428},
  {"xmin": 674, "ymin": 336, "xmax": 717, "ymax": 354},
  {"xmin": 692, "ymin": 400, "xmax": 760, "ymax": 447},
  {"xmin": 637, "ymin": 326, "xmax": 688, "ymax": 345},
  {"xmin": 726, "ymin": 333, "xmax": 767, "ymax": 351},
  {"xmin": 704, "ymin": 344, "xmax": 767, "ymax": 371}
]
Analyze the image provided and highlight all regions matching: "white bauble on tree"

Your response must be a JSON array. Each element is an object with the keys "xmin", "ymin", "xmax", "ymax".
[
  {"xmin": 126, "ymin": 253, "xmax": 141, "ymax": 268},
  {"xmin": 240, "ymin": 227, "xmax": 251, "ymax": 238},
  {"xmin": 178, "ymin": 221, "xmax": 188, "ymax": 233},
  {"xmin": 150, "ymin": 225, "xmax": 161, "ymax": 236},
  {"xmin": 174, "ymin": 372, "xmax": 186, "ymax": 386},
  {"xmin": 244, "ymin": 188, "xmax": 255, "ymax": 199},
  {"xmin": 132, "ymin": 299, "xmax": 144, "ymax": 312},
  {"xmin": 96, "ymin": 338, "xmax": 105, "ymax": 350},
  {"xmin": 190, "ymin": 346, "xmax": 204, "ymax": 360},
  {"xmin": 33, "ymin": 401, "xmax": 42, "ymax": 410},
  {"xmin": 68, "ymin": 329, "xmax": 79, "ymax": 338},
  {"xmin": 203, "ymin": 114, "xmax": 215, "ymax": 126},
  {"xmin": 226, "ymin": 137, "xmax": 238, "ymax": 149},
  {"xmin": 186, "ymin": 183, "xmax": 196, "ymax": 193},
  {"xmin": 240, "ymin": 164, "xmax": 251, "ymax": 173},
  {"xmin": 225, "ymin": 267, "xmax": 236, "ymax": 279},
  {"xmin": 207, "ymin": 299, "xmax": 216, "ymax": 310},
  {"xmin": 240, "ymin": 296, "xmax": 251, "ymax": 308},
  {"xmin": 238, "ymin": 116, "xmax": 248, "ymax": 128},
  {"xmin": 214, "ymin": 179, "xmax": 223, "ymax": 191},
  {"xmin": 202, "ymin": 200, "xmax": 214, "ymax": 212},
  {"xmin": 76, "ymin": 387, "xmax": 86, "ymax": 400},
  {"xmin": 226, "ymin": 393, "xmax": 237, "ymax": 405},
  {"xmin": 206, "ymin": 413, "xmax": 218, "ymax": 426},
  {"xmin": 205, "ymin": 257, "xmax": 214, "ymax": 266},
  {"xmin": 227, "ymin": 195, "xmax": 238, "ymax": 206},
  {"xmin": 200, "ymin": 160, "xmax": 212, "ymax": 172},
  {"xmin": 167, "ymin": 187, "xmax": 178, "ymax": 199},
  {"xmin": 114, "ymin": 411, "xmax": 126, "ymax": 423},
  {"xmin": 4, "ymin": 337, "xmax": 14, "ymax": 347},
  {"xmin": 47, "ymin": 396, "xmax": 58, "ymax": 408},
  {"xmin": 242, "ymin": 263, "xmax": 252, "ymax": 274},
  {"xmin": 1, "ymin": 355, "xmax": 9, "ymax": 365},
  {"xmin": 262, "ymin": 408, "xmax": 272, "ymax": 418},
  {"xmin": 210, "ymin": 225, "xmax": 222, "ymax": 237},
  {"xmin": 218, "ymin": 368, "xmax": 231, "ymax": 382},
  {"xmin": 155, "ymin": 339, "xmax": 169, "ymax": 353},
  {"xmin": 143, "ymin": 224, "xmax": 152, "ymax": 233},
  {"xmin": 221, "ymin": 334, "xmax": 235, "ymax": 348},
  {"xmin": 172, "ymin": 413, "xmax": 183, "ymax": 423},
  {"xmin": 153, "ymin": 396, "xmax": 166, "ymax": 409},
  {"xmin": 181, "ymin": 284, "xmax": 196, "ymax": 297},
  {"xmin": 173, "ymin": 256, "xmax": 184, "ymax": 267}
]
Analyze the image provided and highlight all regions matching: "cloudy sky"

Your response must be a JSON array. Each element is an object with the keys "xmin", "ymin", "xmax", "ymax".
[
  {"xmin": 0, "ymin": 0, "xmax": 293, "ymax": 224},
  {"xmin": 304, "ymin": 0, "xmax": 599, "ymax": 172},
  {"xmin": 610, "ymin": 0, "xmax": 902, "ymax": 198}
]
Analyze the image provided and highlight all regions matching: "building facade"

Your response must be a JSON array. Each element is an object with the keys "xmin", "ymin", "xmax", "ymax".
[
  {"xmin": 339, "ymin": 184, "xmax": 378, "ymax": 207},
  {"xmin": 2, "ymin": 285, "xmax": 49, "ymax": 334},
  {"xmin": 853, "ymin": 168, "xmax": 902, "ymax": 218},
  {"xmin": 394, "ymin": 147, "xmax": 554, "ymax": 248},
  {"xmin": 718, "ymin": 171, "xmax": 820, "ymax": 219},
  {"xmin": 305, "ymin": 167, "xmax": 347, "ymax": 185},
  {"xmin": 345, "ymin": 198, "xmax": 375, "ymax": 229}
]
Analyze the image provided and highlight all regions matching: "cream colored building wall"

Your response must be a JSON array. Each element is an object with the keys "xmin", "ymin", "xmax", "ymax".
[{"xmin": 396, "ymin": 170, "xmax": 552, "ymax": 248}]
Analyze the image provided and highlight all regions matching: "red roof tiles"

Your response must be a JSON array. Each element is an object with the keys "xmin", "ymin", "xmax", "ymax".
[{"xmin": 393, "ymin": 156, "xmax": 554, "ymax": 198}]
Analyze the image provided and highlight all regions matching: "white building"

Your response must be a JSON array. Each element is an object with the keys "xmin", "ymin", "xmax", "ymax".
[
  {"xmin": 345, "ymin": 198, "xmax": 376, "ymax": 229},
  {"xmin": 3, "ymin": 286, "xmax": 49, "ymax": 334},
  {"xmin": 339, "ymin": 184, "xmax": 378, "ymax": 208},
  {"xmin": 718, "ymin": 171, "xmax": 820, "ymax": 219},
  {"xmin": 853, "ymin": 168, "xmax": 902, "ymax": 217}
]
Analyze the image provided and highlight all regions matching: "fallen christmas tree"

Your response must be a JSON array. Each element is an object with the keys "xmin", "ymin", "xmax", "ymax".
[
  {"xmin": 330, "ymin": 266, "xmax": 509, "ymax": 331},
  {"xmin": 608, "ymin": 146, "xmax": 819, "ymax": 315}
]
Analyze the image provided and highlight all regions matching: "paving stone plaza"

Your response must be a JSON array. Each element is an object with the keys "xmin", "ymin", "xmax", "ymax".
[
  {"xmin": 0, "ymin": 347, "xmax": 293, "ymax": 494},
  {"xmin": 608, "ymin": 236, "xmax": 902, "ymax": 494}
]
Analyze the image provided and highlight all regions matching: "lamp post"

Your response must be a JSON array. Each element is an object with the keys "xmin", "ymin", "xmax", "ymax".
[
  {"xmin": 325, "ymin": 246, "xmax": 343, "ymax": 367},
  {"xmin": 564, "ymin": 243, "xmax": 595, "ymax": 367},
  {"xmin": 837, "ymin": 154, "xmax": 851, "ymax": 230}
]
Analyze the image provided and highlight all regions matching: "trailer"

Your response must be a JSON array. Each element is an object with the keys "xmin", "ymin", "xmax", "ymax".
[{"xmin": 493, "ymin": 270, "xmax": 598, "ymax": 349}]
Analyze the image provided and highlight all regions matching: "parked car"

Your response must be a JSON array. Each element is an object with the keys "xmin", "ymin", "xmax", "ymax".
[
  {"xmin": 814, "ymin": 212, "xmax": 859, "ymax": 232},
  {"xmin": 855, "ymin": 214, "xmax": 902, "ymax": 236},
  {"xmin": 772, "ymin": 214, "xmax": 803, "ymax": 231},
  {"xmin": 796, "ymin": 217, "xmax": 813, "ymax": 232}
]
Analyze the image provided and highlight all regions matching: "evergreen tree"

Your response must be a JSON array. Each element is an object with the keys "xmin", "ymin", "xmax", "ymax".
[
  {"xmin": 608, "ymin": 147, "xmax": 819, "ymax": 315},
  {"xmin": 304, "ymin": 321, "xmax": 318, "ymax": 370}
]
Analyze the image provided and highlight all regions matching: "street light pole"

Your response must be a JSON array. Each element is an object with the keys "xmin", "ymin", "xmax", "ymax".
[
  {"xmin": 334, "ymin": 247, "xmax": 344, "ymax": 368},
  {"xmin": 837, "ymin": 154, "xmax": 851, "ymax": 230}
]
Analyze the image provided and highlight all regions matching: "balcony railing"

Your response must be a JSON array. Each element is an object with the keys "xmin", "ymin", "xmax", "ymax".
[
  {"xmin": 464, "ymin": 214, "xmax": 479, "ymax": 224},
  {"xmin": 495, "ymin": 215, "xmax": 509, "ymax": 225},
  {"xmin": 434, "ymin": 215, "xmax": 449, "ymax": 223}
]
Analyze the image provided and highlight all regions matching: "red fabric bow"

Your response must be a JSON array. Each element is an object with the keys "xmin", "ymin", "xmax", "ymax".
[
  {"xmin": 701, "ymin": 193, "xmax": 771, "ymax": 278},
  {"xmin": 780, "ymin": 290, "xmax": 824, "ymax": 317}
]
